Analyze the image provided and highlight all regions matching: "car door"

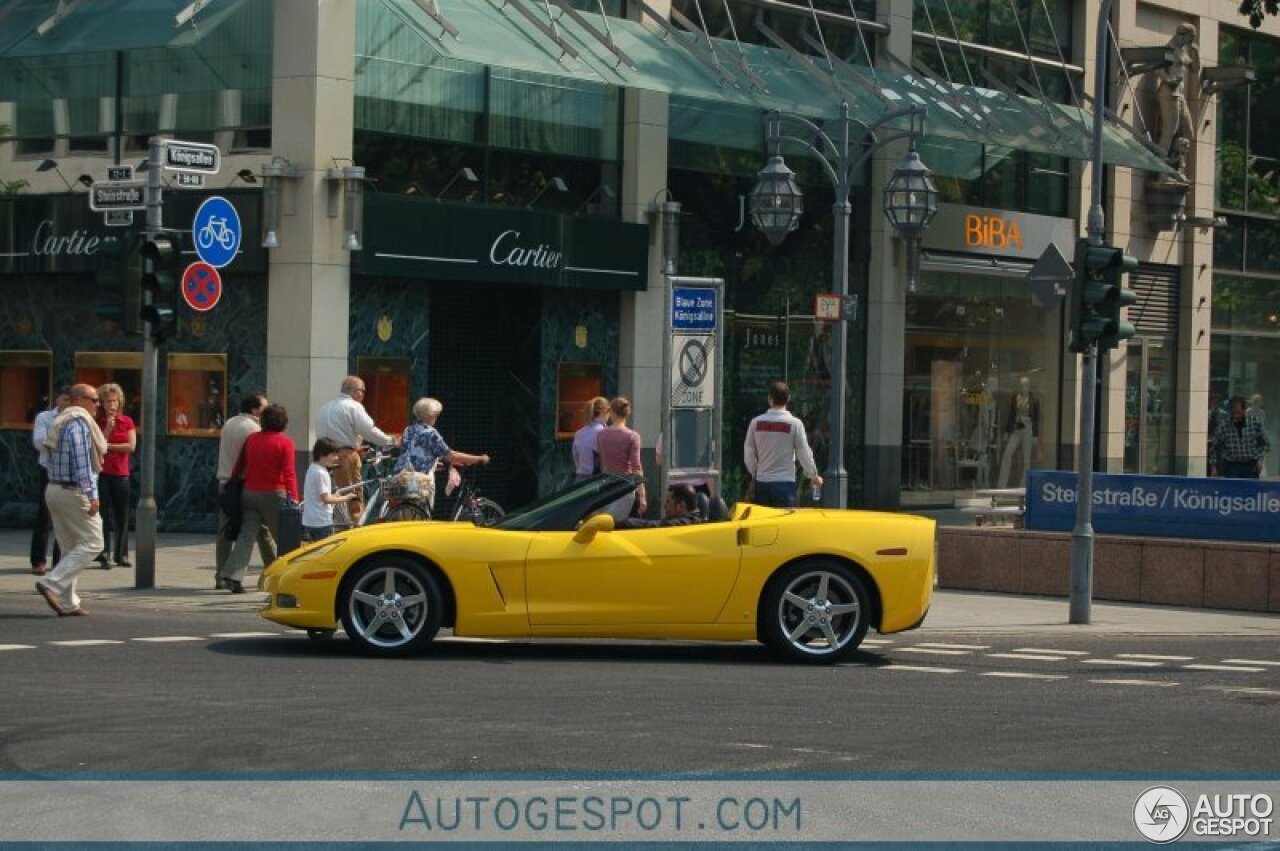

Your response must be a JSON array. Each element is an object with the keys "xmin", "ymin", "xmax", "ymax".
[{"xmin": 525, "ymin": 522, "xmax": 741, "ymax": 626}]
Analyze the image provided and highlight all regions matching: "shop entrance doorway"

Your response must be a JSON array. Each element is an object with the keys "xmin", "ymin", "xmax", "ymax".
[
  {"xmin": 428, "ymin": 284, "xmax": 541, "ymax": 513},
  {"xmin": 1123, "ymin": 338, "xmax": 1176, "ymax": 475}
]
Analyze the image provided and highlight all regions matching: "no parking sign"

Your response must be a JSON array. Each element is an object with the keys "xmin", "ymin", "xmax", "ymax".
[{"xmin": 182, "ymin": 262, "xmax": 222, "ymax": 312}]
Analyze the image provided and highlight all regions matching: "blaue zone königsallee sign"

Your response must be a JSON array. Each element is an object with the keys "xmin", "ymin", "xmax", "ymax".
[
  {"xmin": 356, "ymin": 196, "xmax": 648, "ymax": 291},
  {"xmin": 1024, "ymin": 471, "xmax": 1280, "ymax": 543}
]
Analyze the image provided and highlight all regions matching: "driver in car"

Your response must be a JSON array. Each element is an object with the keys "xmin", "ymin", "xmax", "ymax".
[{"xmin": 619, "ymin": 484, "xmax": 706, "ymax": 529}]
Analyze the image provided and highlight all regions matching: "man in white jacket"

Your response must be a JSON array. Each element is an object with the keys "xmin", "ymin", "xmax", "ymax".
[{"xmin": 743, "ymin": 381, "xmax": 823, "ymax": 507}]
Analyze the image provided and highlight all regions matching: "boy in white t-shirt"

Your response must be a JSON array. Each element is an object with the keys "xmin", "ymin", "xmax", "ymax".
[{"xmin": 303, "ymin": 437, "xmax": 356, "ymax": 542}]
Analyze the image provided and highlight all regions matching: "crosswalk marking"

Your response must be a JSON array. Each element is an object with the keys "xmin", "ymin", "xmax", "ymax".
[
  {"xmin": 898, "ymin": 647, "xmax": 971, "ymax": 656},
  {"xmin": 1221, "ymin": 659, "xmax": 1280, "ymax": 667},
  {"xmin": 915, "ymin": 642, "xmax": 991, "ymax": 650},
  {"xmin": 981, "ymin": 671, "xmax": 1067, "ymax": 680},
  {"xmin": 1013, "ymin": 648, "xmax": 1089, "ymax": 656},
  {"xmin": 1090, "ymin": 679, "xmax": 1179, "ymax": 688},
  {"xmin": 132, "ymin": 636, "xmax": 205, "ymax": 643},
  {"xmin": 1204, "ymin": 686, "xmax": 1280, "ymax": 697},
  {"xmin": 988, "ymin": 652, "xmax": 1066, "ymax": 661},
  {"xmin": 48, "ymin": 640, "xmax": 125, "ymax": 647},
  {"xmin": 1183, "ymin": 663, "xmax": 1267, "ymax": 673},
  {"xmin": 883, "ymin": 664, "xmax": 963, "ymax": 674},
  {"xmin": 208, "ymin": 632, "xmax": 280, "ymax": 639},
  {"xmin": 1116, "ymin": 653, "xmax": 1194, "ymax": 661},
  {"xmin": 1084, "ymin": 659, "xmax": 1164, "ymax": 667},
  {"xmin": 0, "ymin": 644, "xmax": 36, "ymax": 651}
]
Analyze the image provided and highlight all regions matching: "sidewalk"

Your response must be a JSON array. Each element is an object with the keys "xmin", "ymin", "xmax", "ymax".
[{"xmin": 4, "ymin": 529, "xmax": 1280, "ymax": 635}]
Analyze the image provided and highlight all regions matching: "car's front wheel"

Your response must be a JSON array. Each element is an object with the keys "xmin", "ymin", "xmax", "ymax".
[
  {"xmin": 340, "ymin": 556, "xmax": 443, "ymax": 656},
  {"xmin": 761, "ymin": 559, "xmax": 870, "ymax": 664}
]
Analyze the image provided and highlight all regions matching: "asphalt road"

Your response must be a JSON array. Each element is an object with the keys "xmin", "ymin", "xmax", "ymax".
[{"xmin": 3, "ymin": 593, "xmax": 1278, "ymax": 774}]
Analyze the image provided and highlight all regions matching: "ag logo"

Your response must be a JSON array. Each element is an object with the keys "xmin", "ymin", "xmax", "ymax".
[{"xmin": 1134, "ymin": 786, "xmax": 1190, "ymax": 843}]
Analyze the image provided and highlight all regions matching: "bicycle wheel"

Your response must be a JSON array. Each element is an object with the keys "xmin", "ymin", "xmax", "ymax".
[
  {"xmin": 385, "ymin": 501, "xmax": 431, "ymax": 522},
  {"xmin": 332, "ymin": 500, "xmax": 353, "ymax": 530},
  {"xmin": 458, "ymin": 497, "xmax": 504, "ymax": 526}
]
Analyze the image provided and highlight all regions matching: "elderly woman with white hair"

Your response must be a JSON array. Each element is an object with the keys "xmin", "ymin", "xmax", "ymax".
[{"xmin": 394, "ymin": 397, "xmax": 490, "ymax": 511}]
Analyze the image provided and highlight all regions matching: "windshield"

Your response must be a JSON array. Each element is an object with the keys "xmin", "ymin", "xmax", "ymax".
[{"xmin": 493, "ymin": 474, "xmax": 634, "ymax": 531}]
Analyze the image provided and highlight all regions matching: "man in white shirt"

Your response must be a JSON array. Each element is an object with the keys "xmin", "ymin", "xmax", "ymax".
[
  {"xmin": 743, "ymin": 381, "xmax": 823, "ymax": 508},
  {"xmin": 30, "ymin": 386, "xmax": 71, "ymax": 575},
  {"xmin": 571, "ymin": 397, "xmax": 610, "ymax": 481},
  {"xmin": 215, "ymin": 391, "xmax": 275, "ymax": 588},
  {"xmin": 314, "ymin": 376, "xmax": 398, "ymax": 522}
]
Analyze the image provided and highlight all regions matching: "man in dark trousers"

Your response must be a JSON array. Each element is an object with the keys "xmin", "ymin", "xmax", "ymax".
[
  {"xmin": 743, "ymin": 381, "xmax": 823, "ymax": 507},
  {"xmin": 1210, "ymin": 395, "xmax": 1270, "ymax": 478}
]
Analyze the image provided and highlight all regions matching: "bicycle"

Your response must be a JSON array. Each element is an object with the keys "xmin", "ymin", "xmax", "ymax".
[
  {"xmin": 441, "ymin": 465, "xmax": 504, "ymax": 525},
  {"xmin": 331, "ymin": 445, "xmax": 431, "ymax": 529},
  {"xmin": 197, "ymin": 215, "xmax": 236, "ymax": 251}
]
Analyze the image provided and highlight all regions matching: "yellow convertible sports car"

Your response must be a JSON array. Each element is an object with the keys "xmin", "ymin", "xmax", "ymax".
[{"xmin": 260, "ymin": 474, "xmax": 936, "ymax": 663}]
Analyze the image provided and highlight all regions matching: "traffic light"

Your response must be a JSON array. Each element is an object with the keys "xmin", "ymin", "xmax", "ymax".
[
  {"xmin": 140, "ymin": 233, "xmax": 180, "ymax": 344},
  {"xmin": 1069, "ymin": 238, "xmax": 1139, "ymax": 353},
  {"xmin": 92, "ymin": 235, "xmax": 142, "ymax": 335}
]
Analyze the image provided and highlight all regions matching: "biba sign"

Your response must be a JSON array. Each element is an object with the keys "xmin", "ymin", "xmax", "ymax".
[{"xmin": 964, "ymin": 214, "xmax": 1024, "ymax": 251}]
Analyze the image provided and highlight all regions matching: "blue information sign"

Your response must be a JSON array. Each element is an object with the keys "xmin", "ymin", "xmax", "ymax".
[
  {"xmin": 671, "ymin": 287, "xmax": 717, "ymax": 331},
  {"xmin": 192, "ymin": 196, "xmax": 241, "ymax": 268},
  {"xmin": 1025, "ymin": 471, "xmax": 1280, "ymax": 543}
]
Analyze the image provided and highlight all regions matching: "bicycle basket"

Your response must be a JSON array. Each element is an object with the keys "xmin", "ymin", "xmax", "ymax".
[{"xmin": 382, "ymin": 471, "xmax": 432, "ymax": 501}]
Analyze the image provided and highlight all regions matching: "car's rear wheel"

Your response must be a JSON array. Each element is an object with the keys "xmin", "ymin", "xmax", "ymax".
[
  {"xmin": 761, "ymin": 559, "xmax": 870, "ymax": 664},
  {"xmin": 340, "ymin": 556, "xmax": 443, "ymax": 656}
]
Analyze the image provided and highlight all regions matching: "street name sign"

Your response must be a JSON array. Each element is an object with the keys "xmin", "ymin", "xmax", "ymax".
[
  {"xmin": 165, "ymin": 139, "xmax": 220, "ymax": 174},
  {"xmin": 106, "ymin": 165, "xmax": 134, "ymax": 181},
  {"xmin": 1026, "ymin": 243, "xmax": 1074, "ymax": 309},
  {"xmin": 89, "ymin": 180, "xmax": 146, "ymax": 212}
]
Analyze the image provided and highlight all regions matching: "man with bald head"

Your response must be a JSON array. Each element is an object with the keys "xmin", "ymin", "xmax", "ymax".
[
  {"xmin": 35, "ymin": 384, "xmax": 108, "ymax": 617},
  {"xmin": 314, "ymin": 376, "xmax": 398, "ymax": 521}
]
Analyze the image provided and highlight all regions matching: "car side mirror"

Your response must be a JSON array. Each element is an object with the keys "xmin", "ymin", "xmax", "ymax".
[{"xmin": 573, "ymin": 512, "xmax": 615, "ymax": 544}]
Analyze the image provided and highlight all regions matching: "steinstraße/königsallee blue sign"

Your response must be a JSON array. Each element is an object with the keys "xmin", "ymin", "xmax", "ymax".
[
  {"xmin": 671, "ymin": 287, "xmax": 717, "ymax": 331},
  {"xmin": 1024, "ymin": 471, "xmax": 1280, "ymax": 543}
]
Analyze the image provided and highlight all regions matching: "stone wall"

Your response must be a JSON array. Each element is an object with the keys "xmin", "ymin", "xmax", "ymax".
[{"xmin": 938, "ymin": 527, "xmax": 1280, "ymax": 613}]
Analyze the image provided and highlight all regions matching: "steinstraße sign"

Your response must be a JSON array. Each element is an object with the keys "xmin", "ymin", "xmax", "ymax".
[
  {"xmin": 89, "ymin": 180, "xmax": 146, "ymax": 212},
  {"xmin": 1025, "ymin": 471, "xmax": 1280, "ymax": 543}
]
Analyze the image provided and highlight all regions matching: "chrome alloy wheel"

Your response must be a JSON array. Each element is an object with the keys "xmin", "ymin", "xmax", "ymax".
[
  {"xmin": 775, "ymin": 569, "xmax": 863, "ymax": 657},
  {"xmin": 346, "ymin": 565, "xmax": 431, "ymax": 649}
]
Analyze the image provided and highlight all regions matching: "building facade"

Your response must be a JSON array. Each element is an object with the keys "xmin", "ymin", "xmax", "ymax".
[{"xmin": 0, "ymin": 0, "xmax": 1276, "ymax": 531}]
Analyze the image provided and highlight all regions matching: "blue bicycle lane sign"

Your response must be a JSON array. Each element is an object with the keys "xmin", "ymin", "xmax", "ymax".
[{"xmin": 192, "ymin": 196, "xmax": 241, "ymax": 268}]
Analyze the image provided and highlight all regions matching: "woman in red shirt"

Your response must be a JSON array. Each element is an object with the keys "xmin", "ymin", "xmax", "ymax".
[
  {"xmin": 595, "ymin": 396, "xmax": 646, "ymax": 516},
  {"xmin": 220, "ymin": 403, "xmax": 298, "ymax": 593},
  {"xmin": 95, "ymin": 383, "xmax": 136, "ymax": 568}
]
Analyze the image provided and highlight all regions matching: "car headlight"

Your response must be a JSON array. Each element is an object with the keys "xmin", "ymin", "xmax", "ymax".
[{"xmin": 288, "ymin": 540, "xmax": 344, "ymax": 564}]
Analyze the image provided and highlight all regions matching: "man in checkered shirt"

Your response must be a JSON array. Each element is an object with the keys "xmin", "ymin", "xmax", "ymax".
[{"xmin": 1209, "ymin": 395, "xmax": 1271, "ymax": 479}]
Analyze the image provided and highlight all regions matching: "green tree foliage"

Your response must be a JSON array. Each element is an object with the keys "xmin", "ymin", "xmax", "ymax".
[{"xmin": 1240, "ymin": 0, "xmax": 1280, "ymax": 28}]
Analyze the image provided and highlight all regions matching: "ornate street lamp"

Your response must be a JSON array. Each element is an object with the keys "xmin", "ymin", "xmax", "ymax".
[
  {"xmin": 752, "ymin": 103, "xmax": 931, "ymax": 508},
  {"xmin": 748, "ymin": 155, "xmax": 804, "ymax": 246},
  {"xmin": 882, "ymin": 143, "xmax": 939, "ymax": 292}
]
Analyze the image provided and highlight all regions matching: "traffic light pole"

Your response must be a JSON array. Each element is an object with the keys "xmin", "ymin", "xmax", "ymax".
[
  {"xmin": 1069, "ymin": 0, "xmax": 1114, "ymax": 624},
  {"xmin": 136, "ymin": 137, "xmax": 164, "ymax": 590}
]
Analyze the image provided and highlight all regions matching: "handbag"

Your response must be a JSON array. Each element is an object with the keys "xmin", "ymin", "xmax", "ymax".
[{"xmin": 219, "ymin": 448, "xmax": 247, "ymax": 539}]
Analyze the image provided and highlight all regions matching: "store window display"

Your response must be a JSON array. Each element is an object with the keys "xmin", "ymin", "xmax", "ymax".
[{"xmin": 997, "ymin": 375, "xmax": 1041, "ymax": 487}]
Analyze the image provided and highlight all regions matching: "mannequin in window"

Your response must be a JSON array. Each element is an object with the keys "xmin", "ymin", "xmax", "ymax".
[{"xmin": 998, "ymin": 375, "xmax": 1040, "ymax": 488}]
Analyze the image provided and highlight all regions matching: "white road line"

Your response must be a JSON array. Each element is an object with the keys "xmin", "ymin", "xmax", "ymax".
[
  {"xmin": 0, "ymin": 644, "xmax": 36, "ymax": 651},
  {"xmin": 208, "ymin": 632, "xmax": 280, "ymax": 639},
  {"xmin": 883, "ymin": 664, "xmax": 963, "ymax": 674},
  {"xmin": 861, "ymin": 639, "xmax": 891, "ymax": 645},
  {"xmin": 1084, "ymin": 659, "xmax": 1164, "ymax": 667},
  {"xmin": 915, "ymin": 642, "xmax": 991, "ymax": 650},
  {"xmin": 898, "ymin": 647, "xmax": 971, "ymax": 656},
  {"xmin": 1090, "ymin": 679, "xmax": 1180, "ymax": 688},
  {"xmin": 1204, "ymin": 686, "xmax": 1280, "ymax": 697},
  {"xmin": 48, "ymin": 640, "xmax": 125, "ymax": 647},
  {"xmin": 1013, "ymin": 648, "xmax": 1089, "ymax": 656},
  {"xmin": 1221, "ymin": 659, "xmax": 1280, "ymax": 667},
  {"xmin": 981, "ymin": 671, "xmax": 1068, "ymax": 680},
  {"xmin": 1116, "ymin": 654, "xmax": 1195, "ymax": 661},
  {"xmin": 132, "ymin": 636, "xmax": 206, "ymax": 643},
  {"xmin": 988, "ymin": 653, "xmax": 1067, "ymax": 661},
  {"xmin": 439, "ymin": 637, "xmax": 509, "ymax": 643},
  {"xmin": 1183, "ymin": 663, "xmax": 1267, "ymax": 673}
]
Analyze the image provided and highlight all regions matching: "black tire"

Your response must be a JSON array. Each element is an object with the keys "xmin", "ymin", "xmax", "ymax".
[
  {"xmin": 385, "ymin": 501, "xmax": 431, "ymax": 522},
  {"xmin": 455, "ymin": 497, "xmax": 504, "ymax": 525},
  {"xmin": 306, "ymin": 628, "xmax": 335, "ymax": 642},
  {"xmin": 760, "ymin": 559, "xmax": 870, "ymax": 664},
  {"xmin": 339, "ymin": 555, "xmax": 444, "ymax": 657}
]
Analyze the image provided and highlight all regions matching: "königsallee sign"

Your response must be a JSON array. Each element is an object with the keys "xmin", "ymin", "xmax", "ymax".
[{"xmin": 1025, "ymin": 471, "xmax": 1280, "ymax": 543}]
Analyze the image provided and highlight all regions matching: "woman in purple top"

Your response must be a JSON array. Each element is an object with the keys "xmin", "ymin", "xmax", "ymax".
[{"xmin": 595, "ymin": 396, "xmax": 646, "ymax": 515}]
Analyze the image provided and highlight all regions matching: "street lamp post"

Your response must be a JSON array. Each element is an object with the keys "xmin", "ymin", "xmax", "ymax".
[{"xmin": 749, "ymin": 102, "xmax": 937, "ymax": 508}]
